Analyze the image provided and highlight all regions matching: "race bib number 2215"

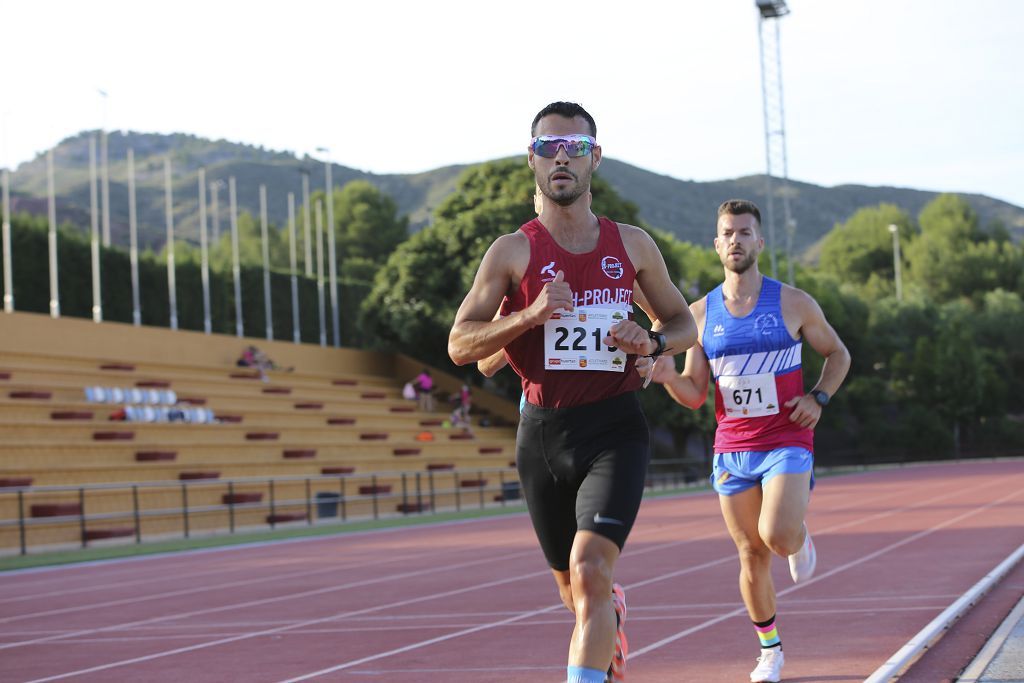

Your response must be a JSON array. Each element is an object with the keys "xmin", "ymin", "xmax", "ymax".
[{"xmin": 543, "ymin": 308, "xmax": 628, "ymax": 372}]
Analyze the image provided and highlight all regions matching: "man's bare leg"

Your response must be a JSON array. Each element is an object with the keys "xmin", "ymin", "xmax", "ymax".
[
  {"xmin": 566, "ymin": 531, "xmax": 619, "ymax": 671},
  {"xmin": 719, "ymin": 486, "xmax": 775, "ymax": 621}
]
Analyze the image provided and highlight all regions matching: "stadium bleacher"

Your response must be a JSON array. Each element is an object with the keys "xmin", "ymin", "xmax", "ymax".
[{"xmin": 0, "ymin": 312, "xmax": 520, "ymax": 553}]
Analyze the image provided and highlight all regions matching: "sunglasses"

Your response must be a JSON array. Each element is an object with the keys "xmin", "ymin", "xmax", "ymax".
[{"xmin": 529, "ymin": 134, "xmax": 597, "ymax": 158}]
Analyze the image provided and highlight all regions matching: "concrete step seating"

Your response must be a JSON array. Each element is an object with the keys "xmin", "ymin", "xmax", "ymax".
[
  {"xmin": 0, "ymin": 421, "xmax": 512, "ymax": 447},
  {"xmin": 0, "ymin": 312, "xmax": 521, "ymax": 552},
  {"xmin": 0, "ymin": 397, "xmax": 512, "ymax": 432},
  {"xmin": 3, "ymin": 382, "xmax": 450, "ymax": 423},
  {"xmin": 0, "ymin": 439, "xmax": 509, "ymax": 475}
]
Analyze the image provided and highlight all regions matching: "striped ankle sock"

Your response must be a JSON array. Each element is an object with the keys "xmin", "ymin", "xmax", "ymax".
[{"xmin": 754, "ymin": 615, "xmax": 781, "ymax": 649}]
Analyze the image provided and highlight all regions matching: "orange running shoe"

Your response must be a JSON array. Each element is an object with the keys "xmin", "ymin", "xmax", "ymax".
[{"xmin": 607, "ymin": 583, "xmax": 628, "ymax": 682}]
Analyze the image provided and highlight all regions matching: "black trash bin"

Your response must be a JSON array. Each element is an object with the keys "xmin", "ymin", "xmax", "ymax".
[
  {"xmin": 315, "ymin": 491, "xmax": 341, "ymax": 518},
  {"xmin": 501, "ymin": 481, "xmax": 521, "ymax": 501}
]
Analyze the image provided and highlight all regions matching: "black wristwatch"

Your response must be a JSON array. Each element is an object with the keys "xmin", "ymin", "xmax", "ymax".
[
  {"xmin": 810, "ymin": 389, "xmax": 830, "ymax": 407},
  {"xmin": 647, "ymin": 330, "xmax": 666, "ymax": 358}
]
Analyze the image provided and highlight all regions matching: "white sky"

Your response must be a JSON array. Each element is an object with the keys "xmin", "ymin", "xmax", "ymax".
[{"xmin": 4, "ymin": 0, "xmax": 1023, "ymax": 206}]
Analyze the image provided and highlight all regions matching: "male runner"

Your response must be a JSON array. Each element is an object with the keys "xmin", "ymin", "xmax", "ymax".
[
  {"xmin": 639, "ymin": 199, "xmax": 850, "ymax": 683},
  {"xmin": 449, "ymin": 102, "xmax": 696, "ymax": 683}
]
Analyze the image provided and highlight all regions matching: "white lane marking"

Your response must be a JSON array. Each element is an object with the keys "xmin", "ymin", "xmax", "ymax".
[
  {"xmin": 864, "ymin": 542, "xmax": 1024, "ymax": 683},
  {"xmin": 630, "ymin": 481, "xmax": 1024, "ymax": 660},
  {"xmin": 18, "ymin": 468, "xmax": 1016, "ymax": 682}
]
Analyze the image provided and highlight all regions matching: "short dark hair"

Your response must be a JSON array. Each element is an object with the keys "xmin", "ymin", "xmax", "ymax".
[
  {"xmin": 531, "ymin": 102, "xmax": 597, "ymax": 138},
  {"xmin": 717, "ymin": 199, "xmax": 762, "ymax": 227}
]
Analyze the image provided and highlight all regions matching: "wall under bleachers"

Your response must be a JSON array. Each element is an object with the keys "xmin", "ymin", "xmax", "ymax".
[{"xmin": 0, "ymin": 312, "xmax": 521, "ymax": 553}]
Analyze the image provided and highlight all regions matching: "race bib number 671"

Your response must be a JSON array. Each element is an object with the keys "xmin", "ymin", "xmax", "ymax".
[
  {"xmin": 719, "ymin": 373, "xmax": 779, "ymax": 417},
  {"xmin": 544, "ymin": 308, "xmax": 628, "ymax": 372}
]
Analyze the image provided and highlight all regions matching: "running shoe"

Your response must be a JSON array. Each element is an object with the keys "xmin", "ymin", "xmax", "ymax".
[
  {"xmin": 788, "ymin": 524, "xmax": 816, "ymax": 584},
  {"xmin": 607, "ymin": 583, "xmax": 628, "ymax": 682},
  {"xmin": 750, "ymin": 647, "xmax": 784, "ymax": 683}
]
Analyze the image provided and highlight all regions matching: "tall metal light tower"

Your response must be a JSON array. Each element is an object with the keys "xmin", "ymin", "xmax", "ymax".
[{"xmin": 756, "ymin": 0, "xmax": 796, "ymax": 284}]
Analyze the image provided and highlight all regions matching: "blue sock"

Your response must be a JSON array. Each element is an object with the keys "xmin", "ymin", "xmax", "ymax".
[{"xmin": 567, "ymin": 665, "xmax": 607, "ymax": 683}]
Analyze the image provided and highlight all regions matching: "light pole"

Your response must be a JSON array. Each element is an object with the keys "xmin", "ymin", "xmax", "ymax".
[
  {"xmin": 287, "ymin": 192, "xmax": 300, "ymax": 343},
  {"xmin": 259, "ymin": 184, "xmax": 273, "ymax": 341},
  {"xmin": 127, "ymin": 149, "xmax": 141, "ymax": 325},
  {"xmin": 317, "ymin": 147, "xmax": 340, "ymax": 347},
  {"xmin": 301, "ymin": 168, "xmax": 312, "ymax": 277},
  {"xmin": 198, "ymin": 168, "xmax": 211, "ymax": 334},
  {"xmin": 756, "ymin": 0, "xmax": 794, "ymax": 283},
  {"xmin": 46, "ymin": 149, "xmax": 59, "ymax": 318},
  {"xmin": 888, "ymin": 224, "xmax": 903, "ymax": 302},
  {"xmin": 210, "ymin": 179, "xmax": 225, "ymax": 244},
  {"xmin": 164, "ymin": 157, "xmax": 178, "ymax": 330},
  {"xmin": 88, "ymin": 135, "xmax": 102, "ymax": 321},
  {"xmin": 314, "ymin": 199, "xmax": 326, "ymax": 347},
  {"xmin": 98, "ymin": 89, "xmax": 111, "ymax": 247},
  {"xmin": 1, "ymin": 111, "xmax": 11, "ymax": 312},
  {"xmin": 229, "ymin": 176, "xmax": 243, "ymax": 337}
]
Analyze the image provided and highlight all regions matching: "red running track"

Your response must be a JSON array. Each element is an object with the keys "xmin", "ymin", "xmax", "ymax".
[{"xmin": 0, "ymin": 459, "xmax": 1021, "ymax": 682}]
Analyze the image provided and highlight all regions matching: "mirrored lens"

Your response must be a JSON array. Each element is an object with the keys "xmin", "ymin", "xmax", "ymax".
[{"xmin": 531, "ymin": 135, "xmax": 595, "ymax": 158}]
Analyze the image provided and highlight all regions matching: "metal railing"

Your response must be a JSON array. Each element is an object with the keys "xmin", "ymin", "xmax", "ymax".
[
  {"xmin": 0, "ymin": 468, "xmax": 525, "ymax": 555},
  {"xmin": 0, "ymin": 458, "xmax": 709, "ymax": 556}
]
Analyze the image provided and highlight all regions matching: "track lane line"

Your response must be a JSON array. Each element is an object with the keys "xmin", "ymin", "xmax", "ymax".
[
  {"xmin": 271, "ymin": 472, "xmax": 1021, "ymax": 680},
  {"xmin": 864, "ymin": 541, "xmax": 1024, "ymax": 682},
  {"xmin": 17, "ymin": 467, "xmax": 1016, "ymax": 681},
  {"xmin": 629, "ymin": 481, "xmax": 1024, "ymax": 660}
]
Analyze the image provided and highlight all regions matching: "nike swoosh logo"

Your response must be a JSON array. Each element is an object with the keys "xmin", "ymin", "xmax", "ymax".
[{"xmin": 593, "ymin": 513, "xmax": 624, "ymax": 526}]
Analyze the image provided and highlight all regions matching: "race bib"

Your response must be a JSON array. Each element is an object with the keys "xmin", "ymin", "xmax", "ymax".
[
  {"xmin": 719, "ymin": 373, "xmax": 779, "ymax": 417},
  {"xmin": 543, "ymin": 308, "xmax": 628, "ymax": 372}
]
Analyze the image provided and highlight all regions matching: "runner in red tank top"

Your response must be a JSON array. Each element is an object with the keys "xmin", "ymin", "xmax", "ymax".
[
  {"xmin": 639, "ymin": 200, "xmax": 850, "ymax": 683},
  {"xmin": 449, "ymin": 102, "xmax": 697, "ymax": 683}
]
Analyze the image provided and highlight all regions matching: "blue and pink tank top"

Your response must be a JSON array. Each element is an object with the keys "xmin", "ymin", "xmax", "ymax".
[{"xmin": 702, "ymin": 276, "xmax": 813, "ymax": 453}]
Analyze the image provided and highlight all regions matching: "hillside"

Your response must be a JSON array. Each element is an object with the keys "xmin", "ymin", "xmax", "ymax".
[{"xmin": 7, "ymin": 131, "xmax": 1023, "ymax": 256}]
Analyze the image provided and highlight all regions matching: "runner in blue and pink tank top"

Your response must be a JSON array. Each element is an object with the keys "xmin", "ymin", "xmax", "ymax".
[
  {"xmin": 704, "ymin": 276, "xmax": 814, "ymax": 454},
  {"xmin": 640, "ymin": 199, "xmax": 850, "ymax": 683}
]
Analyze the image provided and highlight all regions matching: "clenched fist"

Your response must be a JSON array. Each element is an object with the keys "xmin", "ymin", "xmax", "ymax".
[{"xmin": 525, "ymin": 270, "xmax": 573, "ymax": 326}]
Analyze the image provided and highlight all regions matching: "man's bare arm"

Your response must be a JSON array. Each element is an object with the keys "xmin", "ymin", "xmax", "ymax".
[
  {"xmin": 639, "ymin": 298, "xmax": 711, "ymax": 409},
  {"xmin": 477, "ymin": 310, "xmax": 510, "ymax": 377},
  {"xmin": 449, "ymin": 234, "xmax": 573, "ymax": 366},
  {"xmin": 783, "ymin": 288, "xmax": 851, "ymax": 429},
  {"xmin": 795, "ymin": 291, "xmax": 850, "ymax": 397},
  {"xmin": 624, "ymin": 227, "xmax": 698, "ymax": 355}
]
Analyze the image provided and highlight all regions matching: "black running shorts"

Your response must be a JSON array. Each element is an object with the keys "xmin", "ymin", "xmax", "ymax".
[{"xmin": 515, "ymin": 391, "xmax": 650, "ymax": 571}]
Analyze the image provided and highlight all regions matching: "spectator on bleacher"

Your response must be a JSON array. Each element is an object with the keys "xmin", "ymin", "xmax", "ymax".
[
  {"xmin": 449, "ymin": 383, "xmax": 473, "ymax": 433},
  {"xmin": 411, "ymin": 369, "xmax": 434, "ymax": 412},
  {"xmin": 457, "ymin": 383, "xmax": 472, "ymax": 423},
  {"xmin": 237, "ymin": 345, "xmax": 292, "ymax": 381}
]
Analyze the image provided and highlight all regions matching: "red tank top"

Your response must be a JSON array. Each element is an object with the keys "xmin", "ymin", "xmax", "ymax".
[{"xmin": 502, "ymin": 217, "xmax": 642, "ymax": 408}]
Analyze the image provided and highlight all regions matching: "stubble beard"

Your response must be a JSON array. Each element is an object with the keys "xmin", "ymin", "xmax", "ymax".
[
  {"xmin": 538, "ymin": 167, "xmax": 590, "ymax": 208},
  {"xmin": 723, "ymin": 250, "xmax": 758, "ymax": 274}
]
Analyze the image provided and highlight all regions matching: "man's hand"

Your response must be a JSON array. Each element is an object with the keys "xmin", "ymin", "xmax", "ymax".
[
  {"xmin": 605, "ymin": 320, "xmax": 655, "ymax": 356},
  {"xmin": 635, "ymin": 355, "xmax": 678, "ymax": 386},
  {"xmin": 524, "ymin": 270, "xmax": 573, "ymax": 326},
  {"xmin": 785, "ymin": 394, "xmax": 822, "ymax": 429}
]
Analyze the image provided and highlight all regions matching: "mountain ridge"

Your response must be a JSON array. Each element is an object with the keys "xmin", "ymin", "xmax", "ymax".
[{"xmin": 7, "ymin": 130, "xmax": 1022, "ymax": 255}]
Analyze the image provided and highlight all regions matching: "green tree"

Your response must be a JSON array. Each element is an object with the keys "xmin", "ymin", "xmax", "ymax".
[
  {"xmin": 323, "ymin": 180, "xmax": 408, "ymax": 263},
  {"xmin": 817, "ymin": 203, "xmax": 914, "ymax": 292},
  {"xmin": 903, "ymin": 194, "xmax": 1024, "ymax": 302},
  {"xmin": 206, "ymin": 211, "xmax": 287, "ymax": 271}
]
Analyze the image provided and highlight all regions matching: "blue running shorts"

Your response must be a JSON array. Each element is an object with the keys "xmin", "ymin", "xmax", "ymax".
[{"xmin": 711, "ymin": 446, "xmax": 815, "ymax": 496}]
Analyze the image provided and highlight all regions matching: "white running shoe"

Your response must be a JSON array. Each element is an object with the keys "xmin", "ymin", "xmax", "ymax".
[
  {"xmin": 750, "ymin": 647, "xmax": 784, "ymax": 683},
  {"xmin": 788, "ymin": 524, "xmax": 816, "ymax": 584}
]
